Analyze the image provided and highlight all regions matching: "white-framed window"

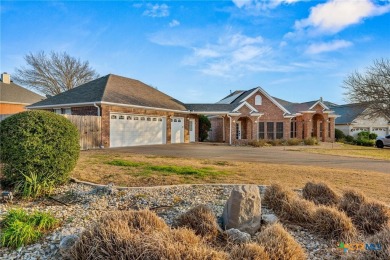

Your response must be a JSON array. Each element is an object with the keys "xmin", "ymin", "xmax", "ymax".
[
  {"xmin": 54, "ymin": 109, "xmax": 61, "ymax": 114},
  {"xmin": 255, "ymin": 95, "xmax": 262, "ymax": 105},
  {"xmin": 63, "ymin": 108, "xmax": 71, "ymax": 115}
]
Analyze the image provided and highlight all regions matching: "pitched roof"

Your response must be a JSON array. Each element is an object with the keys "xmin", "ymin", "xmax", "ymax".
[
  {"xmin": 330, "ymin": 103, "xmax": 366, "ymax": 124},
  {"xmin": 29, "ymin": 74, "xmax": 187, "ymax": 111},
  {"xmin": 0, "ymin": 81, "xmax": 45, "ymax": 104}
]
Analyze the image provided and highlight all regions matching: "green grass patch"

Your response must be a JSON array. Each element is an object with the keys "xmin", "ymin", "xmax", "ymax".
[
  {"xmin": 106, "ymin": 159, "xmax": 226, "ymax": 178},
  {"xmin": 1, "ymin": 209, "xmax": 59, "ymax": 248}
]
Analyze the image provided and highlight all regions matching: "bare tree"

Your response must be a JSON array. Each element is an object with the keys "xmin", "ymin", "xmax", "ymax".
[
  {"xmin": 343, "ymin": 58, "xmax": 390, "ymax": 119},
  {"xmin": 14, "ymin": 51, "xmax": 99, "ymax": 96}
]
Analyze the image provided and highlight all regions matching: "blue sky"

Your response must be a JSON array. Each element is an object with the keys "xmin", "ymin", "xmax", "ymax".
[{"xmin": 1, "ymin": 0, "xmax": 389, "ymax": 104}]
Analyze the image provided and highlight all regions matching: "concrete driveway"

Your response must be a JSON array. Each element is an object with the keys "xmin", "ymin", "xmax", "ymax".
[{"xmin": 111, "ymin": 143, "xmax": 390, "ymax": 174}]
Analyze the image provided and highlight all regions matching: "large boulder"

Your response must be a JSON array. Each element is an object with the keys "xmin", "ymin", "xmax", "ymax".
[{"xmin": 222, "ymin": 185, "xmax": 261, "ymax": 235}]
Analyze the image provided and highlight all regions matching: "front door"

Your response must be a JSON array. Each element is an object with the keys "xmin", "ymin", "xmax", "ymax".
[
  {"xmin": 236, "ymin": 121, "xmax": 242, "ymax": 140},
  {"xmin": 189, "ymin": 119, "xmax": 195, "ymax": 142}
]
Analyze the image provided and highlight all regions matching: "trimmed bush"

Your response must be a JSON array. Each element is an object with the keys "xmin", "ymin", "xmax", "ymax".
[
  {"xmin": 0, "ymin": 209, "xmax": 58, "ymax": 248},
  {"xmin": 357, "ymin": 131, "xmax": 370, "ymax": 139},
  {"xmin": 229, "ymin": 243, "xmax": 270, "ymax": 260},
  {"xmin": 176, "ymin": 205, "xmax": 220, "ymax": 242},
  {"xmin": 264, "ymin": 184, "xmax": 315, "ymax": 224},
  {"xmin": 339, "ymin": 190, "xmax": 367, "ymax": 218},
  {"xmin": 335, "ymin": 129, "xmax": 345, "ymax": 141},
  {"xmin": 69, "ymin": 210, "xmax": 228, "ymax": 260},
  {"xmin": 256, "ymin": 223, "xmax": 307, "ymax": 260},
  {"xmin": 312, "ymin": 206, "xmax": 357, "ymax": 242},
  {"xmin": 303, "ymin": 137, "xmax": 319, "ymax": 145},
  {"xmin": 369, "ymin": 132, "xmax": 378, "ymax": 140},
  {"xmin": 345, "ymin": 135, "xmax": 355, "ymax": 143},
  {"xmin": 354, "ymin": 201, "xmax": 390, "ymax": 234},
  {"xmin": 360, "ymin": 225, "xmax": 390, "ymax": 260},
  {"xmin": 0, "ymin": 111, "xmax": 80, "ymax": 197},
  {"xmin": 286, "ymin": 138, "xmax": 302, "ymax": 146},
  {"xmin": 248, "ymin": 139, "xmax": 269, "ymax": 147},
  {"xmin": 302, "ymin": 182, "xmax": 339, "ymax": 206},
  {"xmin": 355, "ymin": 138, "xmax": 375, "ymax": 147}
]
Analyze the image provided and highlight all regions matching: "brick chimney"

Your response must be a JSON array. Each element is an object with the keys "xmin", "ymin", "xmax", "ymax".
[{"xmin": 1, "ymin": 73, "xmax": 10, "ymax": 84}]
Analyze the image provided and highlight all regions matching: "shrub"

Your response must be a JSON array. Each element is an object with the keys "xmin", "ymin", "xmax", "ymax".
[
  {"xmin": 338, "ymin": 189, "xmax": 367, "ymax": 218},
  {"xmin": 176, "ymin": 205, "xmax": 220, "ymax": 242},
  {"xmin": 264, "ymin": 184, "xmax": 315, "ymax": 224},
  {"xmin": 256, "ymin": 223, "xmax": 307, "ymax": 260},
  {"xmin": 355, "ymin": 137, "xmax": 375, "ymax": 146},
  {"xmin": 335, "ymin": 129, "xmax": 345, "ymax": 141},
  {"xmin": 354, "ymin": 201, "xmax": 390, "ymax": 234},
  {"xmin": 267, "ymin": 139, "xmax": 285, "ymax": 146},
  {"xmin": 357, "ymin": 131, "xmax": 370, "ymax": 139},
  {"xmin": 344, "ymin": 135, "xmax": 355, "ymax": 143},
  {"xmin": 369, "ymin": 132, "xmax": 378, "ymax": 140},
  {"xmin": 0, "ymin": 209, "xmax": 58, "ymax": 248},
  {"xmin": 303, "ymin": 137, "xmax": 319, "ymax": 145},
  {"xmin": 360, "ymin": 225, "xmax": 390, "ymax": 260},
  {"xmin": 302, "ymin": 182, "xmax": 339, "ymax": 206},
  {"xmin": 248, "ymin": 139, "xmax": 269, "ymax": 147},
  {"xmin": 286, "ymin": 138, "xmax": 302, "ymax": 146},
  {"xmin": 69, "ymin": 210, "xmax": 228, "ymax": 260},
  {"xmin": 312, "ymin": 206, "xmax": 357, "ymax": 242},
  {"xmin": 0, "ymin": 111, "xmax": 80, "ymax": 197},
  {"xmin": 199, "ymin": 115, "xmax": 211, "ymax": 142},
  {"xmin": 229, "ymin": 243, "xmax": 270, "ymax": 260}
]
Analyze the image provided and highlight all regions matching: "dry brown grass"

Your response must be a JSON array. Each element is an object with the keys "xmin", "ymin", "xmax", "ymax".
[
  {"xmin": 354, "ymin": 201, "xmax": 390, "ymax": 234},
  {"xmin": 302, "ymin": 182, "xmax": 339, "ymax": 206},
  {"xmin": 72, "ymin": 150, "xmax": 390, "ymax": 204},
  {"xmin": 264, "ymin": 184, "xmax": 316, "ymax": 224},
  {"xmin": 229, "ymin": 243, "xmax": 270, "ymax": 260},
  {"xmin": 69, "ymin": 210, "xmax": 228, "ymax": 260},
  {"xmin": 256, "ymin": 223, "xmax": 307, "ymax": 260},
  {"xmin": 312, "ymin": 206, "xmax": 357, "ymax": 242},
  {"xmin": 339, "ymin": 189, "xmax": 367, "ymax": 218},
  {"xmin": 360, "ymin": 225, "xmax": 390, "ymax": 260},
  {"xmin": 176, "ymin": 205, "xmax": 221, "ymax": 242}
]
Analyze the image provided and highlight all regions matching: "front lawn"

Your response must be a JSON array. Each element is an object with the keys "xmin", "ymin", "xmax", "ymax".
[{"xmin": 72, "ymin": 149, "xmax": 390, "ymax": 204}]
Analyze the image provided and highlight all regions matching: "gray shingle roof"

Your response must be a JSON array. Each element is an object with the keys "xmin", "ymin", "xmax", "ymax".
[
  {"xmin": 0, "ymin": 81, "xmax": 45, "ymax": 104},
  {"xmin": 330, "ymin": 103, "xmax": 366, "ymax": 124},
  {"xmin": 29, "ymin": 74, "xmax": 187, "ymax": 111}
]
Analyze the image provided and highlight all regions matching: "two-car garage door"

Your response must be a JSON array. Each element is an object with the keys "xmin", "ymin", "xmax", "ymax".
[{"xmin": 110, "ymin": 114, "xmax": 167, "ymax": 147}]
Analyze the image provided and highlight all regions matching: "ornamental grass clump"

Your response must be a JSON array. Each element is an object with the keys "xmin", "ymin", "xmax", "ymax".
[
  {"xmin": 360, "ymin": 225, "xmax": 390, "ymax": 260},
  {"xmin": 302, "ymin": 182, "xmax": 339, "ymax": 206},
  {"xmin": 69, "ymin": 210, "xmax": 228, "ymax": 260},
  {"xmin": 229, "ymin": 243, "xmax": 270, "ymax": 260},
  {"xmin": 354, "ymin": 201, "xmax": 390, "ymax": 234},
  {"xmin": 0, "ymin": 209, "xmax": 58, "ymax": 248},
  {"xmin": 176, "ymin": 205, "xmax": 221, "ymax": 242},
  {"xmin": 311, "ymin": 206, "xmax": 357, "ymax": 242},
  {"xmin": 338, "ymin": 189, "xmax": 367, "ymax": 218},
  {"xmin": 256, "ymin": 223, "xmax": 307, "ymax": 260}
]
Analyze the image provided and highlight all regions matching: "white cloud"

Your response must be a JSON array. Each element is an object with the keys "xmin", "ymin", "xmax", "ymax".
[
  {"xmin": 294, "ymin": 0, "xmax": 390, "ymax": 34},
  {"xmin": 143, "ymin": 3, "xmax": 169, "ymax": 18},
  {"xmin": 232, "ymin": 0, "xmax": 303, "ymax": 10},
  {"xmin": 306, "ymin": 40, "xmax": 353, "ymax": 54},
  {"xmin": 169, "ymin": 19, "xmax": 180, "ymax": 27}
]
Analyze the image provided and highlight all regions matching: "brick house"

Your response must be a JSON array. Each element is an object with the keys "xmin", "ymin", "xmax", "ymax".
[
  {"xmin": 0, "ymin": 73, "xmax": 45, "ymax": 120},
  {"xmin": 28, "ymin": 74, "xmax": 199, "ymax": 147},
  {"xmin": 186, "ymin": 87, "xmax": 338, "ymax": 144}
]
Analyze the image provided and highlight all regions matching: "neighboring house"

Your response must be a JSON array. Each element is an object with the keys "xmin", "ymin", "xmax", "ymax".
[
  {"xmin": 186, "ymin": 87, "xmax": 339, "ymax": 144},
  {"xmin": 28, "ymin": 74, "xmax": 199, "ymax": 148},
  {"xmin": 0, "ymin": 72, "xmax": 45, "ymax": 121},
  {"xmin": 331, "ymin": 103, "xmax": 390, "ymax": 138}
]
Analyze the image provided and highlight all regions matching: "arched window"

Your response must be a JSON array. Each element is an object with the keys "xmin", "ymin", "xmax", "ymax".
[{"xmin": 255, "ymin": 95, "xmax": 262, "ymax": 105}]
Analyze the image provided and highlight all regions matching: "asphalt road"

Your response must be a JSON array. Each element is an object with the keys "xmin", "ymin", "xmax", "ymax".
[{"xmin": 110, "ymin": 143, "xmax": 390, "ymax": 174}]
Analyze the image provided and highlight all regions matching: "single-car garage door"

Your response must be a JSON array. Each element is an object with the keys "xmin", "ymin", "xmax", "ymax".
[
  {"xmin": 110, "ymin": 114, "xmax": 166, "ymax": 147},
  {"xmin": 371, "ymin": 127, "xmax": 388, "ymax": 138},
  {"xmin": 171, "ymin": 117, "xmax": 184, "ymax": 143}
]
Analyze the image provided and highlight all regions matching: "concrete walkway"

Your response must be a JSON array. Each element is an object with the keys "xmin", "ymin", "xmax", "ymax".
[{"xmin": 111, "ymin": 143, "xmax": 390, "ymax": 174}]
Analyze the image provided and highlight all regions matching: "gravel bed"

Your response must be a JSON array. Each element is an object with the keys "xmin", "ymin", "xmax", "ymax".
[{"xmin": 0, "ymin": 183, "xmax": 359, "ymax": 259}]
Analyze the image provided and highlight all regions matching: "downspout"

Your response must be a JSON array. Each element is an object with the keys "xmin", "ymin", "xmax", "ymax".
[
  {"xmin": 227, "ymin": 115, "xmax": 232, "ymax": 145},
  {"xmin": 222, "ymin": 116, "xmax": 225, "ymax": 142},
  {"xmin": 94, "ymin": 103, "xmax": 103, "ymax": 148}
]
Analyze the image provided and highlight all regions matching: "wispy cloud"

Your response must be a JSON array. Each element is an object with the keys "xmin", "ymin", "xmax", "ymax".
[
  {"xmin": 306, "ymin": 40, "xmax": 353, "ymax": 54},
  {"xmin": 232, "ymin": 0, "xmax": 303, "ymax": 10},
  {"xmin": 293, "ymin": 0, "xmax": 390, "ymax": 35},
  {"xmin": 169, "ymin": 19, "xmax": 180, "ymax": 27},
  {"xmin": 143, "ymin": 3, "xmax": 169, "ymax": 18}
]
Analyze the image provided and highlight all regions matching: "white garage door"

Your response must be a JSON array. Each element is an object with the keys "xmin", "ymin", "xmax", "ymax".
[
  {"xmin": 110, "ymin": 114, "xmax": 166, "ymax": 147},
  {"xmin": 371, "ymin": 127, "xmax": 388, "ymax": 138},
  {"xmin": 171, "ymin": 117, "xmax": 184, "ymax": 143}
]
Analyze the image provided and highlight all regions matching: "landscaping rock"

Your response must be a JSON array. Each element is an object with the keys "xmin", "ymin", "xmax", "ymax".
[
  {"xmin": 59, "ymin": 234, "xmax": 79, "ymax": 257},
  {"xmin": 262, "ymin": 213, "xmax": 278, "ymax": 224},
  {"xmin": 222, "ymin": 185, "xmax": 261, "ymax": 235},
  {"xmin": 225, "ymin": 228, "xmax": 251, "ymax": 244}
]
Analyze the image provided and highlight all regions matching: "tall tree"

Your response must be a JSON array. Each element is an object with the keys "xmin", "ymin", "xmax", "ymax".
[
  {"xmin": 343, "ymin": 58, "xmax": 390, "ymax": 119},
  {"xmin": 14, "ymin": 51, "xmax": 99, "ymax": 96}
]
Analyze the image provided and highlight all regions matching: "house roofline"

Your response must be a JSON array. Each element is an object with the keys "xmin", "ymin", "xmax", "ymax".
[
  {"xmin": 232, "ymin": 101, "xmax": 259, "ymax": 113},
  {"xmin": 1, "ymin": 101, "xmax": 33, "ymax": 105},
  {"xmin": 309, "ymin": 100, "xmax": 330, "ymax": 110}
]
